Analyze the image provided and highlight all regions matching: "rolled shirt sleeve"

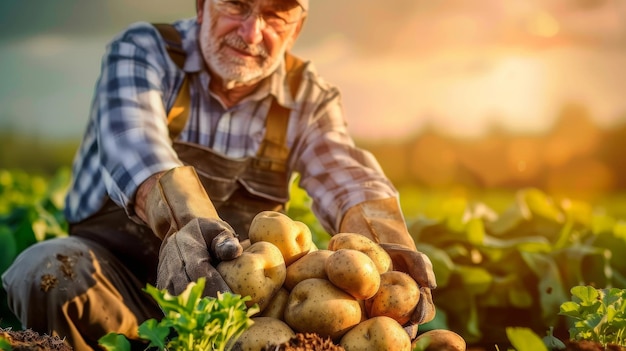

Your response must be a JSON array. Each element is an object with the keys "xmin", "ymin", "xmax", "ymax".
[{"xmin": 291, "ymin": 84, "xmax": 398, "ymax": 234}]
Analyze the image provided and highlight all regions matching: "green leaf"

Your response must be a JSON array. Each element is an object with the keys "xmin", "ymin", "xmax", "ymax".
[
  {"xmin": 591, "ymin": 214, "xmax": 616, "ymax": 236},
  {"xmin": 0, "ymin": 226, "xmax": 17, "ymax": 274},
  {"xmin": 0, "ymin": 336, "xmax": 12, "ymax": 351},
  {"xmin": 138, "ymin": 319, "xmax": 169, "ymax": 350},
  {"xmin": 542, "ymin": 327, "xmax": 566, "ymax": 350},
  {"xmin": 454, "ymin": 265, "xmax": 493, "ymax": 295},
  {"xmin": 508, "ymin": 284, "xmax": 534, "ymax": 308},
  {"xmin": 443, "ymin": 197, "xmax": 469, "ymax": 233},
  {"xmin": 465, "ymin": 217, "xmax": 485, "ymax": 245},
  {"xmin": 522, "ymin": 188, "xmax": 563, "ymax": 224},
  {"xmin": 139, "ymin": 278, "xmax": 257, "ymax": 351},
  {"xmin": 553, "ymin": 246, "xmax": 611, "ymax": 290},
  {"xmin": 560, "ymin": 301, "xmax": 583, "ymax": 319},
  {"xmin": 11, "ymin": 211, "xmax": 38, "ymax": 252},
  {"xmin": 520, "ymin": 252, "xmax": 568, "ymax": 326},
  {"xmin": 482, "ymin": 234, "xmax": 552, "ymax": 253},
  {"xmin": 97, "ymin": 333, "xmax": 132, "ymax": 351},
  {"xmin": 571, "ymin": 286, "xmax": 600, "ymax": 306},
  {"xmin": 506, "ymin": 327, "xmax": 549, "ymax": 351}
]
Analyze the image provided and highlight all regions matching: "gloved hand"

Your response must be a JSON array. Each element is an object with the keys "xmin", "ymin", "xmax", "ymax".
[
  {"xmin": 379, "ymin": 242, "xmax": 437, "ymax": 338},
  {"xmin": 142, "ymin": 166, "xmax": 243, "ymax": 297},
  {"xmin": 339, "ymin": 197, "xmax": 438, "ymax": 339},
  {"xmin": 157, "ymin": 218, "xmax": 239, "ymax": 297}
]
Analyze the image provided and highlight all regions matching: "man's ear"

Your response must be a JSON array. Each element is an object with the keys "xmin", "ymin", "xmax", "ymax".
[{"xmin": 196, "ymin": 0, "xmax": 205, "ymax": 23}]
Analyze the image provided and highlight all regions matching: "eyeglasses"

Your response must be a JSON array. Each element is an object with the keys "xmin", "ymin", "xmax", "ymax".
[{"xmin": 214, "ymin": 0, "xmax": 303, "ymax": 32}]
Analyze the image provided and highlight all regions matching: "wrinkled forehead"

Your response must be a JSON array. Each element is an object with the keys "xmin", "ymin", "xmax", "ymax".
[{"xmin": 244, "ymin": 0, "xmax": 307, "ymax": 11}]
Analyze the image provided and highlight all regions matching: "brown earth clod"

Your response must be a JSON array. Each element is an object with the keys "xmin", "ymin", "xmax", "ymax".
[
  {"xmin": 39, "ymin": 274, "xmax": 58, "ymax": 292},
  {"xmin": 263, "ymin": 332, "xmax": 346, "ymax": 351},
  {"xmin": 56, "ymin": 254, "xmax": 76, "ymax": 280},
  {"xmin": 0, "ymin": 328, "xmax": 73, "ymax": 351}
]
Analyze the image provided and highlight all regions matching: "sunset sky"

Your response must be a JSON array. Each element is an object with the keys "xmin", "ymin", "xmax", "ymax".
[{"xmin": 1, "ymin": 0, "xmax": 625, "ymax": 141}]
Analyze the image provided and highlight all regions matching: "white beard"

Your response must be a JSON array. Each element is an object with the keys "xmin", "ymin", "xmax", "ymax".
[{"xmin": 199, "ymin": 8, "xmax": 287, "ymax": 89}]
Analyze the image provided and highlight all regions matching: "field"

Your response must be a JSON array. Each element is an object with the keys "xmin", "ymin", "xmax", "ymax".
[{"xmin": 2, "ymin": 167, "xmax": 626, "ymax": 350}]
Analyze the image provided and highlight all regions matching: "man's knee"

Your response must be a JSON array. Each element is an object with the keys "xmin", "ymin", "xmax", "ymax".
[{"xmin": 2, "ymin": 237, "xmax": 97, "ymax": 326}]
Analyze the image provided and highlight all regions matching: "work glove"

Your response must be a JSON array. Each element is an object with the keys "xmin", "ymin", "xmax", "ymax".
[
  {"xmin": 145, "ymin": 166, "xmax": 243, "ymax": 297},
  {"xmin": 339, "ymin": 197, "xmax": 437, "ymax": 339},
  {"xmin": 379, "ymin": 242, "xmax": 437, "ymax": 338}
]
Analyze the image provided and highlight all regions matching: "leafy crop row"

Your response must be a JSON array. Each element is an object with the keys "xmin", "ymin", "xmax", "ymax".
[
  {"xmin": 411, "ymin": 188, "xmax": 626, "ymax": 346},
  {"xmin": 2, "ymin": 168, "xmax": 626, "ymax": 348},
  {"xmin": 0, "ymin": 168, "xmax": 70, "ymax": 329}
]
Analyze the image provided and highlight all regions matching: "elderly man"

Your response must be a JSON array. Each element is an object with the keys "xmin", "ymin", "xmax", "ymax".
[{"xmin": 2, "ymin": 0, "xmax": 438, "ymax": 350}]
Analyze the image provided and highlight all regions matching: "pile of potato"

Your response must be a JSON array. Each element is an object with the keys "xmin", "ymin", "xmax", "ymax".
[{"xmin": 217, "ymin": 211, "xmax": 434, "ymax": 351}]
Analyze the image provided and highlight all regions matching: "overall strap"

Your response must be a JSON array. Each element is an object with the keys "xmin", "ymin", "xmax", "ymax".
[
  {"xmin": 153, "ymin": 23, "xmax": 191, "ymax": 140},
  {"xmin": 255, "ymin": 53, "xmax": 306, "ymax": 172}
]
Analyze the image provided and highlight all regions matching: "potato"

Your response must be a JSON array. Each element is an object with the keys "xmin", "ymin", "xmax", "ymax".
[
  {"xmin": 325, "ymin": 249, "xmax": 381, "ymax": 300},
  {"xmin": 365, "ymin": 271, "xmax": 420, "ymax": 325},
  {"xmin": 308, "ymin": 235, "xmax": 319, "ymax": 252},
  {"xmin": 295, "ymin": 220, "xmax": 317, "ymax": 251},
  {"xmin": 284, "ymin": 278, "xmax": 362, "ymax": 341},
  {"xmin": 216, "ymin": 241, "xmax": 286, "ymax": 311},
  {"xmin": 412, "ymin": 329, "xmax": 466, "ymax": 351},
  {"xmin": 231, "ymin": 317, "xmax": 295, "ymax": 351},
  {"xmin": 328, "ymin": 233, "xmax": 392, "ymax": 274},
  {"xmin": 340, "ymin": 316, "xmax": 411, "ymax": 351},
  {"xmin": 284, "ymin": 249, "xmax": 333, "ymax": 291},
  {"xmin": 248, "ymin": 211, "xmax": 313, "ymax": 265},
  {"xmin": 260, "ymin": 287, "xmax": 289, "ymax": 320}
]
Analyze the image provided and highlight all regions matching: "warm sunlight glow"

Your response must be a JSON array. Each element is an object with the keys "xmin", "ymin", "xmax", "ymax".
[
  {"xmin": 435, "ymin": 54, "xmax": 550, "ymax": 137},
  {"xmin": 527, "ymin": 11, "xmax": 560, "ymax": 38}
]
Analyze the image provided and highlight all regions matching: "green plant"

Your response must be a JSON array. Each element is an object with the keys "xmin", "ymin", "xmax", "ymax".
[
  {"xmin": 559, "ymin": 285, "xmax": 626, "ymax": 347},
  {"xmin": 542, "ymin": 327, "xmax": 566, "ymax": 350},
  {"xmin": 0, "ymin": 335, "xmax": 11, "ymax": 351},
  {"xmin": 99, "ymin": 277, "xmax": 259, "ymax": 351},
  {"xmin": 412, "ymin": 188, "xmax": 626, "ymax": 345},
  {"xmin": 501, "ymin": 327, "xmax": 549, "ymax": 351},
  {"xmin": 0, "ymin": 168, "xmax": 70, "ymax": 329}
]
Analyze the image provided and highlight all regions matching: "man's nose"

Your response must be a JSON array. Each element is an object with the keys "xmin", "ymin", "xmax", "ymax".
[{"xmin": 238, "ymin": 14, "xmax": 264, "ymax": 45}]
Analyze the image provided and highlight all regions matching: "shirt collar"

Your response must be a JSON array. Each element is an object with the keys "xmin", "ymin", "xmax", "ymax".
[{"xmin": 177, "ymin": 18, "xmax": 296, "ymax": 109}]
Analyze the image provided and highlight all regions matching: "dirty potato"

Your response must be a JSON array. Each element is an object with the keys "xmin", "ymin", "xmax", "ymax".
[
  {"xmin": 340, "ymin": 316, "xmax": 411, "ymax": 351},
  {"xmin": 365, "ymin": 270, "xmax": 420, "ymax": 325},
  {"xmin": 216, "ymin": 241, "xmax": 286, "ymax": 311},
  {"xmin": 284, "ymin": 249, "xmax": 333, "ymax": 291},
  {"xmin": 248, "ymin": 211, "xmax": 313, "ymax": 265},
  {"xmin": 231, "ymin": 316, "xmax": 295, "ymax": 351},
  {"xmin": 412, "ymin": 329, "xmax": 467, "ymax": 351},
  {"xmin": 325, "ymin": 249, "xmax": 381, "ymax": 300},
  {"xmin": 284, "ymin": 278, "xmax": 362, "ymax": 341},
  {"xmin": 328, "ymin": 233, "xmax": 391, "ymax": 274},
  {"xmin": 260, "ymin": 287, "xmax": 289, "ymax": 320}
]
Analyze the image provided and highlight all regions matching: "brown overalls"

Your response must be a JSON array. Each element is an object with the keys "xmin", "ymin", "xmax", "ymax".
[{"xmin": 2, "ymin": 24, "xmax": 305, "ymax": 351}]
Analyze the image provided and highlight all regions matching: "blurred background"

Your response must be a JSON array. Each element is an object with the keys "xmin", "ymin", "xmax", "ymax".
[{"xmin": 2, "ymin": 0, "xmax": 626, "ymax": 201}]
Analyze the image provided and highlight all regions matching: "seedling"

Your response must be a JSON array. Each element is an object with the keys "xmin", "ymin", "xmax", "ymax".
[
  {"xmin": 559, "ymin": 285, "xmax": 626, "ymax": 347},
  {"xmin": 99, "ymin": 277, "xmax": 259, "ymax": 351}
]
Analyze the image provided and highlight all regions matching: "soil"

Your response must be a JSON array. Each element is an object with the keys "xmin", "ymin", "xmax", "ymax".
[
  {"xmin": 0, "ymin": 328, "xmax": 73, "ymax": 351},
  {"xmin": 3, "ymin": 327, "xmax": 624, "ymax": 351},
  {"xmin": 562, "ymin": 340, "xmax": 626, "ymax": 351},
  {"xmin": 263, "ymin": 333, "xmax": 345, "ymax": 351}
]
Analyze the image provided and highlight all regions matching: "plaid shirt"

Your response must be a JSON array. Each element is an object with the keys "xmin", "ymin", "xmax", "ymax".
[{"xmin": 64, "ymin": 18, "xmax": 398, "ymax": 233}]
